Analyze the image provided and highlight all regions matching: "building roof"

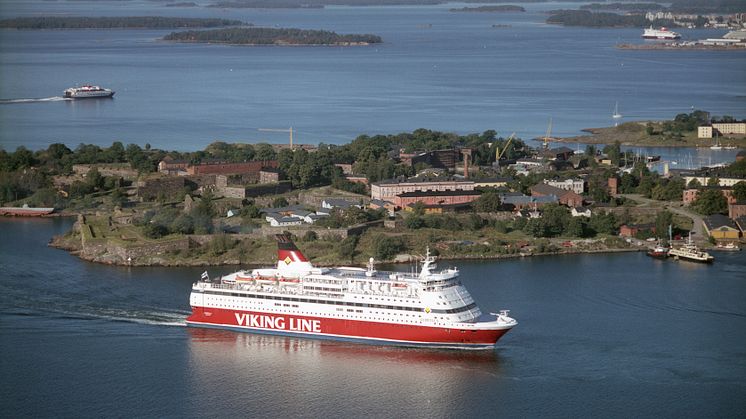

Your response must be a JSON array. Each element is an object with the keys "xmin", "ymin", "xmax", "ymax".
[
  {"xmin": 397, "ymin": 190, "xmax": 481, "ymax": 198},
  {"xmin": 323, "ymin": 198, "xmax": 359, "ymax": 208},
  {"xmin": 531, "ymin": 183, "xmax": 572, "ymax": 197},
  {"xmin": 370, "ymin": 198, "xmax": 394, "ymax": 207},
  {"xmin": 501, "ymin": 194, "xmax": 558, "ymax": 205},
  {"xmin": 703, "ymin": 214, "xmax": 739, "ymax": 231},
  {"xmin": 373, "ymin": 177, "xmax": 473, "ymax": 186}
]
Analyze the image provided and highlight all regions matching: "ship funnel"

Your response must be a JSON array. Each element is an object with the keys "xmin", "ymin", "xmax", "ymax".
[{"xmin": 275, "ymin": 234, "xmax": 313, "ymax": 274}]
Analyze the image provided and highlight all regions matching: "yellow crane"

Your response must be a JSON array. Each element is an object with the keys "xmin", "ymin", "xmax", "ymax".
[
  {"xmin": 258, "ymin": 127, "xmax": 294, "ymax": 150},
  {"xmin": 495, "ymin": 133, "xmax": 516, "ymax": 164}
]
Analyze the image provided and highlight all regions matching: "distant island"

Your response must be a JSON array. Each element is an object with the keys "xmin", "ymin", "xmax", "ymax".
[
  {"xmin": 0, "ymin": 17, "xmax": 245, "ymax": 30},
  {"xmin": 546, "ymin": 10, "xmax": 674, "ymax": 28},
  {"xmin": 208, "ymin": 0, "xmax": 323, "ymax": 8},
  {"xmin": 165, "ymin": 2, "xmax": 198, "ymax": 7},
  {"xmin": 580, "ymin": 2, "xmax": 666, "ymax": 12},
  {"xmin": 449, "ymin": 6, "xmax": 525, "ymax": 13},
  {"xmin": 163, "ymin": 27, "xmax": 382, "ymax": 46}
]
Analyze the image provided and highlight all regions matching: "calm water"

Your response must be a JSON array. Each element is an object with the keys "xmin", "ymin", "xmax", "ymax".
[
  {"xmin": 1, "ymin": 218, "xmax": 745, "ymax": 417},
  {"xmin": 1, "ymin": 1, "xmax": 745, "ymax": 153}
]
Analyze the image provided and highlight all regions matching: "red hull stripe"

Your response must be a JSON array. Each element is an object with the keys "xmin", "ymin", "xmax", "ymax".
[{"xmin": 187, "ymin": 307, "xmax": 511, "ymax": 349}]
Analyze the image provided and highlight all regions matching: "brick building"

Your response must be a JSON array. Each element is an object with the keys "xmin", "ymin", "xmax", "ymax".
[
  {"xmin": 683, "ymin": 187, "xmax": 737, "ymax": 205},
  {"xmin": 393, "ymin": 190, "xmax": 481, "ymax": 209},
  {"xmin": 729, "ymin": 202, "xmax": 746, "ymax": 219}
]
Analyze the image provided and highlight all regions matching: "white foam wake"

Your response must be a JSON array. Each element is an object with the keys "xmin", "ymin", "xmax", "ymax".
[{"xmin": 0, "ymin": 96, "xmax": 71, "ymax": 104}]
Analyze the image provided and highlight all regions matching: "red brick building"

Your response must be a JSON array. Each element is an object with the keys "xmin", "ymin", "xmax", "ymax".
[
  {"xmin": 729, "ymin": 202, "xmax": 746, "ymax": 219},
  {"xmin": 619, "ymin": 223, "xmax": 656, "ymax": 238},
  {"xmin": 530, "ymin": 183, "xmax": 583, "ymax": 208},
  {"xmin": 394, "ymin": 190, "xmax": 481, "ymax": 209},
  {"xmin": 683, "ymin": 187, "xmax": 736, "ymax": 205}
]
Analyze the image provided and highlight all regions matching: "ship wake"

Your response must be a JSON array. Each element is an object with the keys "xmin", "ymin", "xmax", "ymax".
[{"xmin": 0, "ymin": 96, "xmax": 71, "ymax": 104}]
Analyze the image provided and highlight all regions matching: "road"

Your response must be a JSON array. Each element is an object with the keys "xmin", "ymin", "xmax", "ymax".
[{"xmin": 619, "ymin": 194, "xmax": 706, "ymax": 243}]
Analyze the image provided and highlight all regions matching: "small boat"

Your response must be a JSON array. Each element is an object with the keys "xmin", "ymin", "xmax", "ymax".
[
  {"xmin": 647, "ymin": 244, "xmax": 669, "ymax": 259},
  {"xmin": 612, "ymin": 101, "xmax": 622, "ymax": 119},
  {"xmin": 710, "ymin": 142, "xmax": 722, "ymax": 150},
  {"xmin": 715, "ymin": 242, "xmax": 741, "ymax": 251},
  {"xmin": 64, "ymin": 85, "xmax": 115, "ymax": 99}
]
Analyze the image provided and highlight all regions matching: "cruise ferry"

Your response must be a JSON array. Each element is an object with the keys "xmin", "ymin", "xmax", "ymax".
[
  {"xmin": 642, "ymin": 26, "xmax": 681, "ymax": 40},
  {"xmin": 186, "ymin": 235, "xmax": 517, "ymax": 349},
  {"xmin": 63, "ymin": 85, "xmax": 115, "ymax": 99}
]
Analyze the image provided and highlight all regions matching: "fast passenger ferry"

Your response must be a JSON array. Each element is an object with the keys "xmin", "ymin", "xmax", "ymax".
[
  {"xmin": 186, "ymin": 235, "xmax": 517, "ymax": 349},
  {"xmin": 63, "ymin": 85, "xmax": 115, "ymax": 99}
]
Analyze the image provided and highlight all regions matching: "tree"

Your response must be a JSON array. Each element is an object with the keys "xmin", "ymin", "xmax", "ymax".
[
  {"xmin": 707, "ymin": 176, "xmax": 719, "ymax": 187},
  {"xmin": 691, "ymin": 189, "xmax": 727, "ymax": 215},
  {"xmin": 338, "ymin": 235, "xmax": 359, "ymax": 263},
  {"xmin": 603, "ymin": 141, "xmax": 622, "ymax": 167},
  {"xmin": 589, "ymin": 211, "xmax": 617, "ymax": 235},
  {"xmin": 733, "ymin": 181, "xmax": 746, "ymax": 202},
  {"xmin": 524, "ymin": 218, "xmax": 547, "ymax": 238},
  {"xmin": 565, "ymin": 217, "xmax": 585, "ymax": 237},
  {"xmin": 687, "ymin": 178, "xmax": 701, "ymax": 189},
  {"xmin": 474, "ymin": 191, "xmax": 501, "ymax": 212},
  {"xmin": 373, "ymin": 235, "xmax": 406, "ymax": 260},
  {"xmin": 654, "ymin": 210, "xmax": 673, "ymax": 241}
]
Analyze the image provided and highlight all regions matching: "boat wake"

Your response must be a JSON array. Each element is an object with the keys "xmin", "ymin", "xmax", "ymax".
[
  {"xmin": 0, "ymin": 96, "xmax": 71, "ymax": 104},
  {"xmin": 4, "ymin": 306, "xmax": 189, "ymax": 327}
]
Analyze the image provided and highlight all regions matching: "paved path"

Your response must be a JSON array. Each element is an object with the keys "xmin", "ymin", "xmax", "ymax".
[{"xmin": 619, "ymin": 194, "xmax": 706, "ymax": 243}]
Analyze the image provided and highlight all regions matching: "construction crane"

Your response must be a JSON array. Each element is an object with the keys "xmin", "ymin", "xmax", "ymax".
[
  {"xmin": 495, "ymin": 133, "xmax": 516, "ymax": 166},
  {"xmin": 258, "ymin": 127, "xmax": 294, "ymax": 150}
]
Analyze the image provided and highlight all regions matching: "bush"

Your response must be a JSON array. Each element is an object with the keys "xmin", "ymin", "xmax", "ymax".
[{"xmin": 373, "ymin": 235, "xmax": 406, "ymax": 260}]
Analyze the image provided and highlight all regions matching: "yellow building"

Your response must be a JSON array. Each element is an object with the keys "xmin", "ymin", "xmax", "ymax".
[
  {"xmin": 703, "ymin": 215, "xmax": 741, "ymax": 240},
  {"xmin": 712, "ymin": 122, "xmax": 746, "ymax": 135},
  {"xmin": 698, "ymin": 126, "xmax": 713, "ymax": 139}
]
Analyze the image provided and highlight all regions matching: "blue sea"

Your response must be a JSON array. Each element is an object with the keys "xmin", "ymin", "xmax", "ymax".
[
  {"xmin": 0, "ymin": 0, "xmax": 744, "ymax": 162},
  {"xmin": 1, "ymin": 218, "xmax": 745, "ymax": 417},
  {"xmin": 1, "ymin": 3, "xmax": 746, "ymax": 416}
]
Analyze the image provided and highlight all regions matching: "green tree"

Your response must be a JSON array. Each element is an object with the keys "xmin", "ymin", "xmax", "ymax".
[
  {"xmin": 654, "ymin": 210, "xmax": 673, "ymax": 241},
  {"xmin": 707, "ymin": 176, "xmax": 719, "ymax": 187},
  {"xmin": 373, "ymin": 235, "xmax": 406, "ymax": 260},
  {"xmin": 603, "ymin": 141, "xmax": 622, "ymax": 167},
  {"xmin": 733, "ymin": 181, "xmax": 746, "ymax": 202},
  {"xmin": 691, "ymin": 189, "xmax": 727, "ymax": 215},
  {"xmin": 687, "ymin": 178, "xmax": 702, "ymax": 189},
  {"xmin": 338, "ymin": 235, "xmax": 359, "ymax": 263},
  {"xmin": 524, "ymin": 218, "xmax": 547, "ymax": 238},
  {"xmin": 565, "ymin": 216, "xmax": 585, "ymax": 237},
  {"xmin": 474, "ymin": 191, "xmax": 501, "ymax": 212}
]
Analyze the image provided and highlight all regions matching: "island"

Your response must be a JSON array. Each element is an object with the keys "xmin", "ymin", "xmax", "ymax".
[
  {"xmin": 580, "ymin": 3, "xmax": 666, "ymax": 12},
  {"xmin": 163, "ymin": 27, "xmax": 382, "ymax": 46},
  {"xmin": 4, "ymin": 124, "xmax": 744, "ymax": 267},
  {"xmin": 549, "ymin": 111, "xmax": 746, "ymax": 148},
  {"xmin": 449, "ymin": 6, "xmax": 525, "ymax": 13},
  {"xmin": 165, "ymin": 2, "xmax": 198, "ymax": 7},
  {"xmin": 0, "ymin": 17, "xmax": 245, "ymax": 29}
]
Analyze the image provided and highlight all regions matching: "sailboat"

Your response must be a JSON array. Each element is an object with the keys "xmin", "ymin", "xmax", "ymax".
[{"xmin": 612, "ymin": 102, "xmax": 622, "ymax": 119}]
